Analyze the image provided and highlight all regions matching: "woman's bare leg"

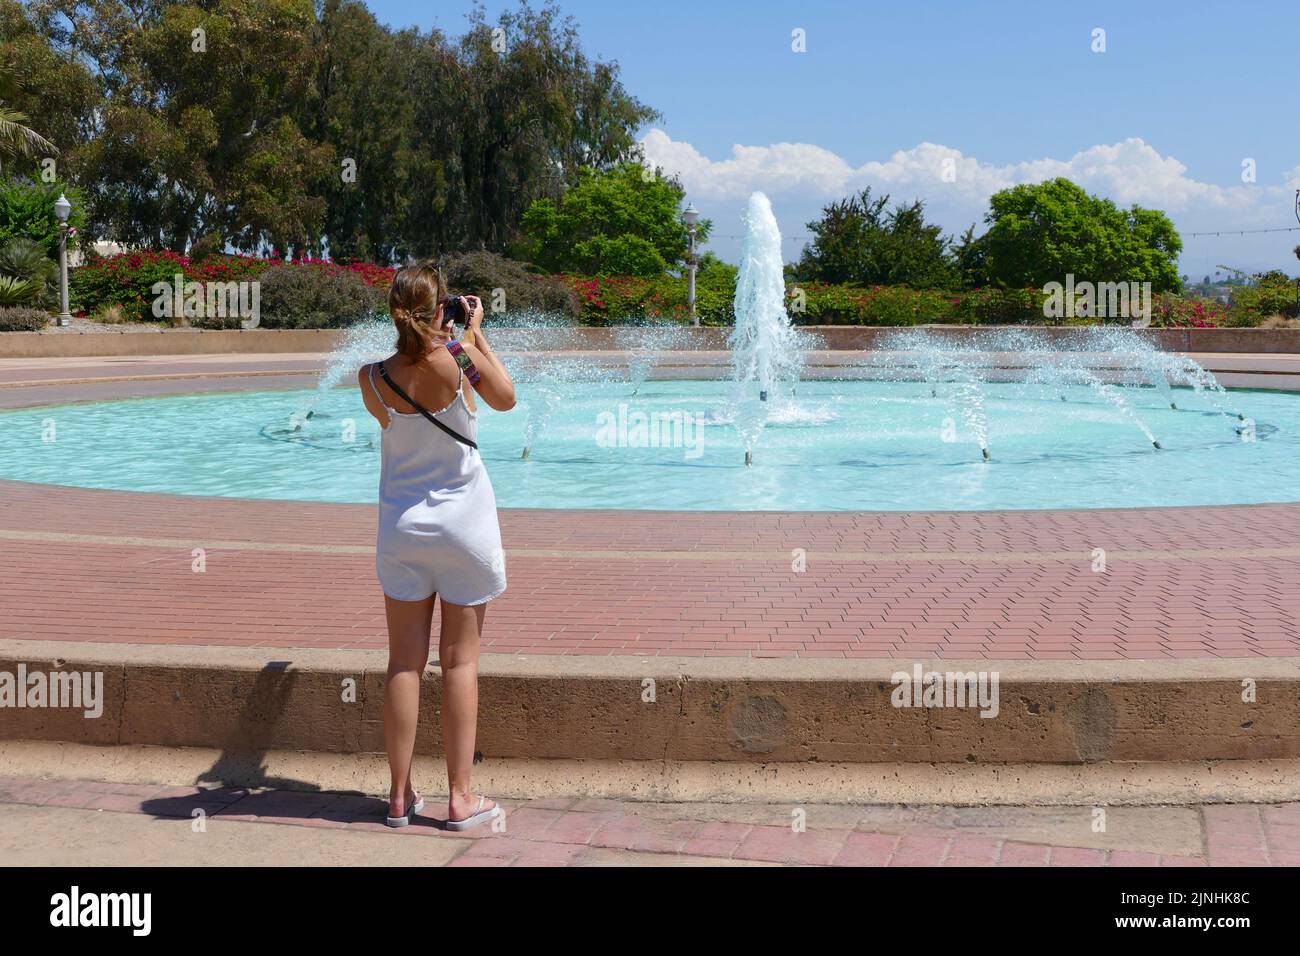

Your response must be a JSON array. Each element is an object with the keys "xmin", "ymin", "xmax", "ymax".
[
  {"xmin": 384, "ymin": 594, "xmax": 434, "ymax": 817},
  {"xmin": 438, "ymin": 599, "xmax": 497, "ymax": 821}
]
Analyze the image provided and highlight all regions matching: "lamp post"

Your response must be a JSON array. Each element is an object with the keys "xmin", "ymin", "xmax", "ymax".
[
  {"xmin": 683, "ymin": 203, "xmax": 699, "ymax": 327},
  {"xmin": 54, "ymin": 193, "xmax": 72, "ymax": 327}
]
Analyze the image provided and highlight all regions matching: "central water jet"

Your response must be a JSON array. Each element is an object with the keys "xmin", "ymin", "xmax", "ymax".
[{"xmin": 729, "ymin": 192, "xmax": 801, "ymax": 462}]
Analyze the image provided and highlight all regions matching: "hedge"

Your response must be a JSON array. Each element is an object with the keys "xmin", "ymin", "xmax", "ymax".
[
  {"xmin": 63, "ymin": 250, "xmax": 1294, "ymax": 329},
  {"xmin": 70, "ymin": 252, "xmax": 395, "ymax": 324}
]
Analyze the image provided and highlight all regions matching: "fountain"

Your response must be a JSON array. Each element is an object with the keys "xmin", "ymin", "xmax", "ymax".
[
  {"xmin": 236, "ymin": 195, "xmax": 1267, "ymax": 508},
  {"xmin": 872, "ymin": 326, "xmax": 1254, "ymax": 456},
  {"xmin": 729, "ymin": 192, "xmax": 803, "ymax": 463}
]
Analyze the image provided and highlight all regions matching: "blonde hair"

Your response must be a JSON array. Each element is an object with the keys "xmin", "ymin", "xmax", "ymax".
[{"xmin": 389, "ymin": 261, "xmax": 449, "ymax": 359}]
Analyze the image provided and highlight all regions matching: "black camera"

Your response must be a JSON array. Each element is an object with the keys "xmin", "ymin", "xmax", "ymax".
[{"xmin": 442, "ymin": 295, "xmax": 467, "ymax": 326}]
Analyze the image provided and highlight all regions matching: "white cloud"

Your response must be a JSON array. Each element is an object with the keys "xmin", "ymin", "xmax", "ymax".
[
  {"xmin": 641, "ymin": 129, "xmax": 1287, "ymax": 221},
  {"xmin": 639, "ymin": 129, "xmax": 856, "ymax": 201}
]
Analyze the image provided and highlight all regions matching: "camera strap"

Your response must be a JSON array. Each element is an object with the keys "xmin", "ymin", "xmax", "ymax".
[{"xmin": 446, "ymin": 340, "xmax": 481, "ymax": 385}]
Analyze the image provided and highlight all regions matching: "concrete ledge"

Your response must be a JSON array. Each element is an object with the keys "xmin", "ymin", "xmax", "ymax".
[
  {"xmin": 2, "ymin": 640, "xmax": 1296, "ymax": 766},
  {"xmin": 3, "ymin": 741, "xmax": 1297, "ymax": 806},
  {"xmin": 4, "ymin": 325, "xmax": 1300, "ymax": 358}
]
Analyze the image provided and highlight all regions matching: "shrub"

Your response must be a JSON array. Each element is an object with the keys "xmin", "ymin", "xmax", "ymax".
[
  {"xmin": 289, "ymin": 258, "xmax": 396, "ymax": 289},
  {"xmin": 784, "ymin": 283, "xmax": 955, "ymax": 326},
  {"xmin": 1150, "ymin": 295, "xmax": 1223, "ymax": 328},
  {"xmin": 950, "ymin": 286, "xmax": 1043, "ymax": 324},
  {"xmin": 70, "ymin": 250, "xmax": 190, "ymax": 322},
  {"xmin": 556, "ymin": 269, "xmax": 736, "ymax": 326},
  {"xmin": 247, "ymin": 263, "xmax": 386, "ymax": 329},
  {"xmin": 439, "ymin": 251, "xmax": 577, "ymax": 318},
  {"xmin": 70, "ymin": 252, "xmax": 383, "ymax": 324},
  {"xmin": 91, "ymin": 303, "xmax": 128, "ymax": 324},
  {"xmin": 0, "ymin": 305, "xmax": 49, "ymax": 331},
  {"xmin": 0, "ymin": 275, "xmax": 42, "ymax": 306},
  {"xmin": 1229, "ymin": 277, "xmax": 1299, "ymax": 323},
  {"xmin": 0, "ymin": 237, "xmax": 59, "ymax": 308}
]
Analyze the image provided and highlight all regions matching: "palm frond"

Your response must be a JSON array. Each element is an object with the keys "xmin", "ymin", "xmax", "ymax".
[{"xmin": 0, "ymin": 105, "xmax": 59, "ymax": 171}]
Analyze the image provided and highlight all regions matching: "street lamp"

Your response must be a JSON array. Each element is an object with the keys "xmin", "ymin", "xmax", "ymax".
[
  {"xmin": 54, "ymin": 193, "xmax": 72, "ymax": 327},
  {"xmin": 683, "ymin": 203, "xmax": 699, "ymax": 328}
]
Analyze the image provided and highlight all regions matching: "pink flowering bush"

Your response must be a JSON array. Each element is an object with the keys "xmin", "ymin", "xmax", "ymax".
[{"xmin": 71, "ymin": 252, "xmax": 397, "ymax": 323}]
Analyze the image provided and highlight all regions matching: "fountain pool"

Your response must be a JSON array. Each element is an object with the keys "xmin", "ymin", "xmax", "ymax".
[
  {"xmin": 0, "ymin": 374, "xmax": 1295, "ymax": 511},
  {"xmin": 3, "ymin": 190, "xmax": 1292, "ymax": 513}
]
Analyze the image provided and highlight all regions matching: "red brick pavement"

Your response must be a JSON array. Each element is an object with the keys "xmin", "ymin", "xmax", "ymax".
[
  {"xmin": 2, "ymin": 774, "xmax": 1296, "ymax": 866},
  {"xmin": 1, "ymin": 479, "xmax": 1297, "ymax": 659}
]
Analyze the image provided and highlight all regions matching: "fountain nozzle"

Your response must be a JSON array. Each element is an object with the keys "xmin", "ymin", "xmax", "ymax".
[
  {"xmin": 759, "ymin": 390, "xmax": 768, "ymax": 402},
  {"xmin": 981, "ymin": 447, "xmax": 990, "ymax": 461},
  {"xmin": 744, "ymin": 450, "xmax": 753, "ymax": 466},
  {"xmin": 1152, "ymin": 440, "xmax": 1162, "ymax": 449},
  {"xmin": 521, "ymin": 447, "xmax": 531, "ymax": 460}
]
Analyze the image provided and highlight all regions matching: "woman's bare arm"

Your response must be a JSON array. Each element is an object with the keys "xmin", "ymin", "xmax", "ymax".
[{"xmin": 461, "ymin": 296, "xmax": 516, "ymax": 411}]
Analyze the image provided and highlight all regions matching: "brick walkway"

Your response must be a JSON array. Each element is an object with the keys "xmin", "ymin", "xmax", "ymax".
[
  {"xmin": 1, "ymin": 478, "xmax": 1298, "ymax": 659},
  {"xmin": 1, "ymin": 774, "xmax": 1295, "ymax": 866},
  {"xmin": 2, "ymin": 353, "xmax": 1299, "ymax": 660}
]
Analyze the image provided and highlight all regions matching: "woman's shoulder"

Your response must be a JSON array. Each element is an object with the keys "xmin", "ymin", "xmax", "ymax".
[{"xmin": 360, "ymin": 353, "xmax": 402, "ymax": 372}]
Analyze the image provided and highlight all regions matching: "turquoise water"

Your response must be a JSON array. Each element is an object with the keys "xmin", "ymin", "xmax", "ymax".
[{"xmin": 0, "ymin": 380, "xmax": 1295, "ymax": 511}]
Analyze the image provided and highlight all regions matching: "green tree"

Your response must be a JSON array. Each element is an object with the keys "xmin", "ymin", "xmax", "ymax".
[
  {"xmin": 17, "ymin": 0, "xmax": 657, "ymax": 260},
  {"xmin": 520, "ymin": 163, "xmax": 708, "ymax": 275},
  {"xmin": 981, "ymin": 178, "xmax": 1182, "ymax": 292},
  {"xmin": 0, "ymin": 0, "xmax": 97, "ymax": 174},
  {"xmin": 795, "ymin": 188, "xmax": 958, "ymax": 288},
  {"xmin": 952, "ymin": 224, "xmax": 988, "ymax": 289},
  {"xmin": 20, "ymin": 0, "xmax": 328, "ymax": 255}
]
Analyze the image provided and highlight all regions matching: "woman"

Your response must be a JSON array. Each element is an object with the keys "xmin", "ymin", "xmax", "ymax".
[{"xmin": 357, "ymin": 262, "xmax": 516, "ymax": 831}]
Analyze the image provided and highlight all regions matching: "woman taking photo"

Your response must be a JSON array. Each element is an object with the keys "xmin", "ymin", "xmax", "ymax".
[{"xmin": 357, "ymin": 262, "xmax": 516, "ymax": 831}]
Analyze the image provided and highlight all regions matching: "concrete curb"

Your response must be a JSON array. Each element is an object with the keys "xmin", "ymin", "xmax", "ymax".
[
  {"xmin": 2, "ymin": 640, "xmax": 1296, "ymax": 766},
  {"xmin": 4, "ymin": 741, "xmax": 1298, "ymax": 806},
  {"xmin": 4, "ymin": 325, "xmax": 1300, "ymax": 359}
]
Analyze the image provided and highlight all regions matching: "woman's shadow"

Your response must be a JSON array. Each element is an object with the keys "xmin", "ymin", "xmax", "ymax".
[{"xmin": 138, "ymin": 661, "xmax": 464, "ymax": 831}]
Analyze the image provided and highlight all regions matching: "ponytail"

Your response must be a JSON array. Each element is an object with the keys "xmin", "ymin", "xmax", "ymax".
[{"xmin": 388, "ymin": 262, "xmax": 449, "ymax": 360}]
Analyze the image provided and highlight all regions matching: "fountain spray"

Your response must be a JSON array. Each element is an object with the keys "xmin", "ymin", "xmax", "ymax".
[{"xmin": 729, "ymin": 192, "xmax": 801, "ymax": 462}]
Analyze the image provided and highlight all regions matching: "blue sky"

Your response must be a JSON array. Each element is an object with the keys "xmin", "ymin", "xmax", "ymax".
[{"xmin": 368, "ymin": 0, "xmax": 1300, "ymax": 276}]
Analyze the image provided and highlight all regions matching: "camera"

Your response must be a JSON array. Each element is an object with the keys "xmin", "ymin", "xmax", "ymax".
[{"xmin": 442, "ymin": 295, "xmax": 467, "ymax": 326}]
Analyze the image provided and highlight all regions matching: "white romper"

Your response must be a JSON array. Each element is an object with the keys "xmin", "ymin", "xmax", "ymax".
[{"xmin": 366, "ymin": 360, "xmax": 507, "ymax": 605}]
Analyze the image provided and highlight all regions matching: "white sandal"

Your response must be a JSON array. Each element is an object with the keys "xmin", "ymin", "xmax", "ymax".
[
  {"xmin": 385, "ymin": 791, "xmax": 425, "ymax": 828},
  {"xmin": 446, "ymin": 795, "xmax": 500, "ymax": 832}
]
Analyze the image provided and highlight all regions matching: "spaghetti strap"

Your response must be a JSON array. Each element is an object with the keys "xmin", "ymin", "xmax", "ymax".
[
  {"xmin": 376, "ymin": 361, "xmax": 478, "ymax": 449},
  {"xmin": 366, "ymin": 363, "xmax": 392, "ymax": 409},
  {"xmin": 366, "ymin": 362, "xmax": 394, "ymax": 429}
]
